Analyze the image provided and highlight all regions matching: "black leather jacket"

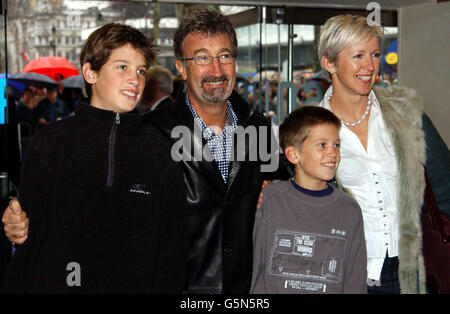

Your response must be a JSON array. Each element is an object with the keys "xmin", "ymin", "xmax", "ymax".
[{"xmin": 143, "ymin": 91, "xmax": 286, "ymax": 293}]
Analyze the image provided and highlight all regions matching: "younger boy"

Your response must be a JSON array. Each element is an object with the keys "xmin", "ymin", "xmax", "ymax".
[
  {"xmin": 2, "ymin": 23, "xmax": 187, "ymax": 293},
  {"xmin": 250, "ymin": 106, "xmax": 367, "ymax": 294}
]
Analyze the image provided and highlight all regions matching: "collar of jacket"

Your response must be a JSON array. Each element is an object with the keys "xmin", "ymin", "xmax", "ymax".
[
  {"xmin": 228, "ymin": 90, "xmax": 254, "ymax": 126},
  {"xmin": 74, "ymin": 101, "xmax": 141, "ymax": 136},
  {"xmin": 144, "ymin": 90, "xmax": 256, "ymax": 190},
  {"xmin": 373, "ymin": 86, "xmax": 427, "ymax": 293},
  {"xmin": 174, "ymin": 90, "xmax": 253, "ymax": 127}
]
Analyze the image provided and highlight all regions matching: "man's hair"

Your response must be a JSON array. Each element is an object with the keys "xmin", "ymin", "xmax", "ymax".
[
  {"xmin": 279, "ymin": 106, "xmax": 341, "ymax": 151},
  {"xmin": 79, "ymin": 23, "xmax": 156, "ymax": 97},
  {"xmin": 22, "ymin": 88, "xmax": 33, "ymax": 95},
  {"xmin": 173, "ymin": 8, "xmax": 238, "ymax": 60},
  {"xmin": 144, "ymin": 65, "xmax": 173, "ymax": 95},
  {"xmin": 318, "ymin": 14, "xmax": 384, "ymax": 81},
  {"xmin": 47, "ymin": 87, "xmax": 58, "ymax": 94}
]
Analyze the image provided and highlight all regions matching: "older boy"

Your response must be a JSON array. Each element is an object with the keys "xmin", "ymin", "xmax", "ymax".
[
  {"xmin": 2, "ymin": 23, "xmax": 187, "ymax": 293},
  {"xmin": 250, "ymin": 106, "xmax": 367, "ymax": 294}
]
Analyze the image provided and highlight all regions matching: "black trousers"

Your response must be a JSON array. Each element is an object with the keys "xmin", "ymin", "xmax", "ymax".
[{"xmin": 367, "ymin": 256, "xmax": 401, "ymax": 294}]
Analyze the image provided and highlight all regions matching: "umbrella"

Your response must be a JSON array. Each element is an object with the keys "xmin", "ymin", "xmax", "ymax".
[
  {"xmin": 61, "ymin": 75, "xmax": 84, "ymax": 89},
  {"xmin": 22, "ymin": 56, "xmax": 80, "ymax": 80},
  {"xmin": 9, "ymin": 72, "xmax": 58, "ymax": 89},
  {"xmin": 61, "ymin": 74, "xmax": 86, "ymax": 95},
  {"xmin": 0, "ymin": 73, "xmax": 27, "ymax": 92}
]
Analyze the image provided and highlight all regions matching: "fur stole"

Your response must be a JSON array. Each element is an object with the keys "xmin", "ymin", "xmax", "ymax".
[{"xmin": 373, "ymin": 85, "xmax": 426, "ymax": 293}]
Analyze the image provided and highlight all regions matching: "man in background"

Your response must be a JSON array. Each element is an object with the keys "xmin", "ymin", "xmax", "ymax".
[
  {"xmin": 34, "ymin": 87, "xmax": 69, "ymax": 126},
  {"xmin": 136, "ymin": 65, "xmax": 173, "ymax": 114}
]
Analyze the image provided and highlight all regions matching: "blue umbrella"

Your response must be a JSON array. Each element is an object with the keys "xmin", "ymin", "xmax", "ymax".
[{"xmin": 0, "ymin": 73, "xmax": 27, "ymax": 92}]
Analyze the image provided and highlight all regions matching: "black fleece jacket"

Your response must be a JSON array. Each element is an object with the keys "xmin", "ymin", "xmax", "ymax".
[{"xmin": 2, "ymin": 102, "xmax": 188, "ymax": 293}]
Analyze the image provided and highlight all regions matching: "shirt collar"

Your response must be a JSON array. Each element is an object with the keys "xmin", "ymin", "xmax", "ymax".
[
  {"xmin": 150, "ymin": 95, "xmax": 170, "ymax": 111},
  {"xmin": 320, "ymin": 86, "xmax": 381, "ymax": 123},
  {"xmin": 185, "ymin": 93, "xmax": 238, "ymax": 138}
]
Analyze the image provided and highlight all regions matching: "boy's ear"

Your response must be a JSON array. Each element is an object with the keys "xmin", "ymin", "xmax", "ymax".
[
  {"xmin": 321, "ymin": 55, "xmax": 337, "ymax": 74},
  {"xmin": 175, "ymin": 60, "xmax": 187, "ymax": 80},
  {"xmin": 284, "ymin": 146, "xmax": 301, "ymax": 165},
  {"xmin": 82, "ymin": 62, "xmax": 98, "ymax": 85}
]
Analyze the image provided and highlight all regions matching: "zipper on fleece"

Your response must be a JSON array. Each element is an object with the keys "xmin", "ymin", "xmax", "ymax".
[{"xmin": 106, "ymin": 113, "xmax": 120, "ymax": 187}]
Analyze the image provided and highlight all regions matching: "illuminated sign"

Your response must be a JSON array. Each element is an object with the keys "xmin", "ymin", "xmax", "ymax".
[{"xmin": 385, "ymin": 52, "xmax": 398, "ymax": 65}]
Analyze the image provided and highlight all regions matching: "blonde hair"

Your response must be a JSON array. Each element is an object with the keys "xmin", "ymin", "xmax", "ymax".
[{"xmin": 318, "ymin": 15, "xmax": 384, "ymax": 81}]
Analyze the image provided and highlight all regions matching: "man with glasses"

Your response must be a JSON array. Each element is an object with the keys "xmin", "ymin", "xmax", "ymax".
[
  {"xmin": 3, "ymin": 8, "xmax": 286, "ymax": 294},
  {"xmin": 144, "ymin": 8, "xmax": 286, "ymax": 294}
]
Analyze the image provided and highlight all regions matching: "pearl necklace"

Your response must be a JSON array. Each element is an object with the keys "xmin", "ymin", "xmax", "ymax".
[{"xmin": 327, "ymin": 92, "xmax": 371, "ymax": 127}]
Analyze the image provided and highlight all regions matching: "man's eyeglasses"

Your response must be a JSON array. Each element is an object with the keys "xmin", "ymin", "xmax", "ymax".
[{"xmin": 180, "ymin": 53, "xmax": 236, "ymax": 66}]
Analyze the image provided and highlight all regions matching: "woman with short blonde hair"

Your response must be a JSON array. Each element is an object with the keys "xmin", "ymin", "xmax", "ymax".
[
  {"xmin": 318, "ymin": 14, "xmax": 449, "ymax": 294},
  {"xmin": 318, "ymin": 15, "xmax": 384, "ymax": 82}
]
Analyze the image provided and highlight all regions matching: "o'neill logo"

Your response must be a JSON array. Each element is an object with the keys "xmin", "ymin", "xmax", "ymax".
[{"xmin": 129, "ymin": 184, "xmax": 150, "ymax": 195}]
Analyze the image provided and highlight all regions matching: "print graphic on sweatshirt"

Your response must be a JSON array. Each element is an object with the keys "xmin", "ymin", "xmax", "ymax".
[{"xmin": 269, "ymin": 230, "xmax": 346, "ymax": 283}]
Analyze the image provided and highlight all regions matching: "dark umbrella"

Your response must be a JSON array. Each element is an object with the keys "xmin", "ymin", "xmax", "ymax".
[
  {"xmin": 9, "ymin": 72, "xmax": 58, "ymax": 89},
  {"xmin": 61, "ymin": 75, "xmax": 84, "ymax": 89},
  {"xmin": 61, "ymin": 75, "xmax": 86, "ymax": 96}
]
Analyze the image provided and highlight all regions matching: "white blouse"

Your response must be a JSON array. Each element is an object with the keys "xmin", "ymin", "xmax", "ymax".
[{"xmin": 319, "ymin": 86, "xmax": 399, "ymax": 281}]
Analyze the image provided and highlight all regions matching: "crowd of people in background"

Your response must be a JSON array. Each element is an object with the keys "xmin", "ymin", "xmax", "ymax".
[
  {"xmin": 15, "ymin": 83, "xmax": 82, "ymax": 133},
  {"xmin": 239, "ymin": 68, "xmax": 396, "ymax": 125},
  {"xmin": 11, "ymin": 57, "xmax": 396, "ymax": 155}
]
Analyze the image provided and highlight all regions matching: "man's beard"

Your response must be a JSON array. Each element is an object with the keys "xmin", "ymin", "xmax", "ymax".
[{"xmin": 200, "ymin": 75, "xmax": 231, "ymax": 103}]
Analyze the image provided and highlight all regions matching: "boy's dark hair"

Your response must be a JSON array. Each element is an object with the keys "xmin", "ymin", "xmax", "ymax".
[
  {"xmin": 279, "ymin": 106, "xmax": 341, "ymax": 151},
  {"xmin": 80, "ymin": 23, "xmax": 156, "ymax": 97},
  {"xmin": 173, "ymin": 8, "xmax": 238, "ymax": 60}
]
